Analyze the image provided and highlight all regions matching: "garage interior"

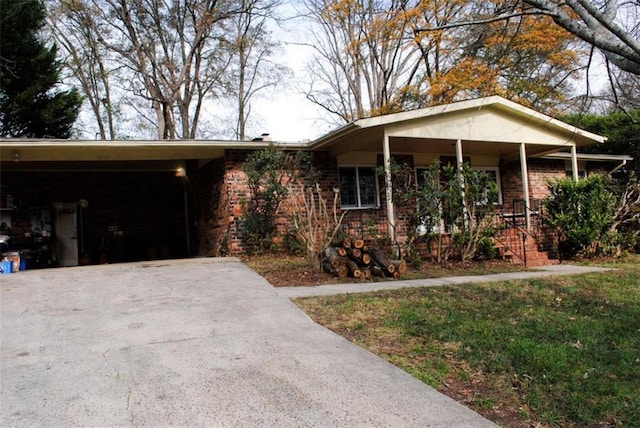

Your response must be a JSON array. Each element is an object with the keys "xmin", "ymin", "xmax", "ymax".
[{"xmin": 1, "ymin": 160, "xmax": 191, "ymax": 269}]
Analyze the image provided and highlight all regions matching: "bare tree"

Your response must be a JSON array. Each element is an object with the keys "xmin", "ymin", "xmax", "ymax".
[
  {"xmin": 223, "ymin": 0, "xmax": 289, "ymax": 140},
  {"xmin": 303, "ymin": 0, "xmax": 420, "ymax": 122},
  {"xmin": 50, "ymin": 0, "xmax": 252, "ymax": 140},
  {"xmin": 49, "ymin": 0, "xmax": 120, "ymax": 140},
  {"xmin": 523, "ymin": 0, "xmax": 640, "ymax": 76},
  {"xmin": 303, "ymin": 0, "xmax": 583, "ymax": 122},
  {"xmin": 103, "ymin": 0, "xmax": 243, "ymax": 139}
]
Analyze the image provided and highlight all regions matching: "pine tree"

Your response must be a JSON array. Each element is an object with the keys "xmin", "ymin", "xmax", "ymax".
[{"xmin": 0, "ymin": 0, "xmax": 81, "ymax": 138}]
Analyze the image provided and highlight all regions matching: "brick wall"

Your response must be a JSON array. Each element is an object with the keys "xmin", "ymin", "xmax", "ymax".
[
  {"xmin": 196, "ymin": 150, "xmax": 415, "ymax": 255},
  {"xmin": 196, "ymin": 153, "xmax": 575, "ymax": 255},
  {"xmin": 215, "ymin": 150, "xmax": 345, "ymax": 255},
  {"xmin": 194, "ymin": 157, "xmax": 228, "ymax": 256},
  {"xmin": 501, "ymin": 159, "xmax": 566, "ymax": 211}
]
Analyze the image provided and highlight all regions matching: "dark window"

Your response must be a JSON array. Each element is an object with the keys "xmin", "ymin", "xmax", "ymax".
[
  {"xmin": 416, "ymin": 166, "xmax": 502, "ymax": 205},
  {"xmin": 338, "ymin": 166, "xmax": 379, "ymax": 208},
  {"xmin": 475, "ymin": 168, "xmax": 502, "ymax": 205}
]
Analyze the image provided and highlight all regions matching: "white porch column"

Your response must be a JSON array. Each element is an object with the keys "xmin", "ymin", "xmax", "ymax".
[
  {"xmin": 383, "ymin": 133, "xmax": 395, "ymax": 241},
  {"xmin": 519, "ymin": 142, "xmax": 531, "ymax": 230},
  {"xmin": 571, "ymin": 144, "xmax": 579, "ymax": 181},
  {"xmin": 455, "ymin": 139, "xmax": 464, "ymax": 168},
  {"xmin": 455, "ymin": 139, "xmax": 468, "ymax": 228}
]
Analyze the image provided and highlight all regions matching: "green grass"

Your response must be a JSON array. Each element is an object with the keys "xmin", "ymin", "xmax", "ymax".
[{"xmin": 295, "ymin": 254, "xmax": 640, "ymax": 427}]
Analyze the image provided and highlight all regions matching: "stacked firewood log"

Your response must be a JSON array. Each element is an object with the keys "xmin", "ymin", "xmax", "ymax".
[{"xmin": 322, "ymin": 237, "xmax": 407, "ymax": 279}]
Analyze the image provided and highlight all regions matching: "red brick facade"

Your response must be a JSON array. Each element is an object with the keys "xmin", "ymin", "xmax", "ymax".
[
  {"xmin": 194, "ymin": 150, "xmax": 577, "ymax": 256},
  {"xmin": 500, "ymin": 159, "xmax": 567, "ymax": 212}
]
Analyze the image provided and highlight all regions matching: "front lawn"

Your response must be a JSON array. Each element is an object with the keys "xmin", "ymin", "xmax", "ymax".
[{"xmin": 294, "ymin": 254, "xmax": 640, "ymax": 427}]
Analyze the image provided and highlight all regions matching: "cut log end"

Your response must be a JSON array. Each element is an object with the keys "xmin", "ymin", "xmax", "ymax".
[{"xmin": 391, "ymin": 260, "xmax": 407, "ymax": 274}]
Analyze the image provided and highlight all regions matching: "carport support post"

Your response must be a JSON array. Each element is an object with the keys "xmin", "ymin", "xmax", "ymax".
[
  {"xmin": 571, "ymin": 144, "xmax": 579, "ymax": 181},
  {"xmin": 182, "ymin": 178, "xmax": 191, "ymax": 257},
  {"xmin": 519, "ymin": 143, "xmax": 531, "ymax": 230},
  {"xmin": 382, "ymin": 133, "xmax": 395, "ymax": 241}
]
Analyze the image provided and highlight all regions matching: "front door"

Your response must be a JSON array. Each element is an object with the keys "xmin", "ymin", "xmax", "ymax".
[{"xmin": 54, "ymin": 203, "xmax": 78, "ymax": 266}]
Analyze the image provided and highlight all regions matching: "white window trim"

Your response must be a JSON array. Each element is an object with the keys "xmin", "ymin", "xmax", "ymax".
[{"xmin": 338, "ymin": 165, "xmax": 380, "ymax": 209}]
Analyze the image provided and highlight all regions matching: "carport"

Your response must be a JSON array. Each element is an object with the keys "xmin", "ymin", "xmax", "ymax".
[{"xmin": 0, "ymin": 140, "xmax": 244, "ymax": 268}]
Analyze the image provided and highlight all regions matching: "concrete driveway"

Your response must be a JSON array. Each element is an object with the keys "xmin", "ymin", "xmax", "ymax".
[{"xmin": 1, "ymin": 258, "xmax": 494, "ymax": 427}]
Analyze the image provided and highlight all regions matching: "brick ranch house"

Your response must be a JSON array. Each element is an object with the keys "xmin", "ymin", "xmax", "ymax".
[{"xmin": 0, "ymin": 96, "xmax": 631, "ymax": 268}]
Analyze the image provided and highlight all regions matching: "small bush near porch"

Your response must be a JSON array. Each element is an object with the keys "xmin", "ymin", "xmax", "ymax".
[{"xmin": 294, "ymin": 254, "xmax": 640, "ymax": 427}]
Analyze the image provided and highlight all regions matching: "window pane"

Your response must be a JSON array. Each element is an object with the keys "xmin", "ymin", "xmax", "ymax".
[
  {"xmin": 358, "ymin": 167, "xmax": 377, "ymax": 206},
  {"xmin": 416, "ymin": 168, "xmax": 428, "ymax": 187},
  {"xmin": 475, "ymin": 169, "xmax": 500, "ymax": 205},
  {"xmin": 487, "ymin": 170, "xmax": 499, "ymax": 204},
  {"xmin": 338, "ymin": 167, "xmax": 357, "ymax": 206}
]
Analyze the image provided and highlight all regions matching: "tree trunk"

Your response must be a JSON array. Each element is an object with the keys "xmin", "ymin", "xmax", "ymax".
[
  {"xmin": 391, "ymin": 260, "xmax": 407, "ymax": 274},
  {"xmin": 347, "ymin": 248, "xmax": 362, "ymax": 260},
  {"xmin": 346, "ymin": 259, "xmax": 362, "ymax": 278},
  {"xmin": 323, "ymin": 260, "xmax": 348, "ymax": 278},
  {"xmin": 369, "ymin": 247, "xmax": 395, "ymax": 272},
  {"xmin": 324, "ymin": 247, "xmax": 343, "ymax": 268},
  {"xmin": 361, "ymin": 253, "xmax": 372, "ymax": 265},
  {"xmin": 371, "ymin": 265, "xmax": 386, "ymax": 277},
  {"xmin": 353, "ymin": 238, "xmax": 365, "ymax": 249}
]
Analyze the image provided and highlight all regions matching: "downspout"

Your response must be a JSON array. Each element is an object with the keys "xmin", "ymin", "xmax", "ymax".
[
  {"xmin": 571, "ymin": 144, "xmax": 579, "ymax": 181},
  {"xmin": 383, "ymin": 132, "xmax": 395, "ymax": 241},
  {"xmin": 609, "ymin": 159, "xmax": 627, "ymax": 176}
]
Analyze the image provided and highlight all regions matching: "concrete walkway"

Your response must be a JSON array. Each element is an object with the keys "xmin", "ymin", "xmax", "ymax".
[
  {"xmin": 279, "ymin": 264, "xmax": 612, "ymax": 299},
  {"xmin": 1, "ymin": 258, "xmax": 496, "ymax": 427}
]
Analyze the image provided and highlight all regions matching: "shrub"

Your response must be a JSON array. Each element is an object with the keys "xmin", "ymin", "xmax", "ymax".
[
  {"xmin": 382, "ymin": 159, "xmax": 498, "ymax": 263},
  {"xmin": 543, "ymin": 175, "xmax": 615, "ymax": 258},
  {"xmin": 241, "ymin": 146, "xmax": 311, "ymax": 253}
]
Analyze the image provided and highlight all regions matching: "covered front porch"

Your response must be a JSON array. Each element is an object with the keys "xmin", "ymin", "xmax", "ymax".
[{"xmin": 310, "ymin": 96, "xmax": 606, "ymax": 265}]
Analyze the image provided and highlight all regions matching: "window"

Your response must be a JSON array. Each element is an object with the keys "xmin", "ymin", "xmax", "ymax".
[
  {"xmin": 338, "ymin": 166, "xmax": 379, "ymax": 208},
  {"xmin": 474, "ymin": 167, "xmax": 502, "ymax": 205},
  {"xmin": 415, "ymin": 166, "xmax": 502, "ymax": 205},
  {"xmin": 565, "ymin": 169, "xmax": 588, "ymax": 179}
]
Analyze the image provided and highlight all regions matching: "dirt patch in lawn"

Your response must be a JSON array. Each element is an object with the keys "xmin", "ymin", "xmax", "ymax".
[{"xmin": 242, "ymin": 253, "xmax": 527, "ymax": 287}]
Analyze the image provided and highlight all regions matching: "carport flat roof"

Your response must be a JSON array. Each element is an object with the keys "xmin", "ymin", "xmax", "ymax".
[{"xmin": 0, "ymin": 139, "xmax": 308, "ymax": 162}]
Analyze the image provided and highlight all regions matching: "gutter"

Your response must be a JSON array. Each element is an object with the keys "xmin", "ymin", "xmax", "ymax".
[{"xmin": 308, "ymin": 122, "xmax": 360, "ymax": 151}]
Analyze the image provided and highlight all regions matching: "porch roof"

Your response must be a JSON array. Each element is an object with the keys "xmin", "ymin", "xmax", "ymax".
[
  {"xmin": 542, "ymin": 152, "xmax": 633, "ymax": 162},
  {"xmin": 309, "ymin": 96, "xmax": 606, "ymax": 159}
]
